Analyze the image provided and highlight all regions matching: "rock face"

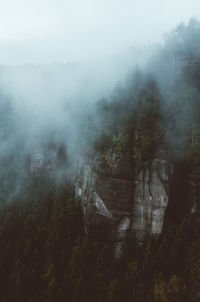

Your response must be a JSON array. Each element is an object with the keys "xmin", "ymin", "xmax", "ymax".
[
  {"xmin": 132, "ymin": 160, "xmax": 169, "ymax": 242},
  {"xmin": 31, "ymin": 151, "xmax": 45, "ymax": 175},
  {"xmin": 75, "ymin": 155, "xmax": 133, "ymax": 239},
  {"xmin": 75, "ymin": 154, "xmax": 170, "ymax": 247},
  {"xmin": 30, "ymin": 144, "xmax": 67, "ymax": 176}
]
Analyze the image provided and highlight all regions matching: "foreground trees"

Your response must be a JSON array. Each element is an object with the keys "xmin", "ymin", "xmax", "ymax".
[{"xmin": 0, "ymin": 175, "xmax": 200, "ymax": 301}]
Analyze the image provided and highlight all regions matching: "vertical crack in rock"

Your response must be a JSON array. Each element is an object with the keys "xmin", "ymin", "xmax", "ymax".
[{"xmin": 75, "ymin": 155, "xmax": 169, "ymax": 252}]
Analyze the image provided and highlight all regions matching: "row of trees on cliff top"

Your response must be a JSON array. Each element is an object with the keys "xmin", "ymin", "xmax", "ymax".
[{"xmin": 89, "ymin": 18, "xmax": 200, "ymax": 167}]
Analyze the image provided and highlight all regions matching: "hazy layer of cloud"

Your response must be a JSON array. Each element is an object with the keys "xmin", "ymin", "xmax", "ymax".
[
  {"xmin": 0, "ymin": 1, "xmax": 199, "ymax": 203},
  {"xmin": 0, "ymin": 0, "xmax": 199, "ymax": 64}
]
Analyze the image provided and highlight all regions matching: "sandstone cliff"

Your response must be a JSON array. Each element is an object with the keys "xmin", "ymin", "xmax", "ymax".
[{"xmin": 75, "ymin": 153, "xmax": 170, "ymax": 249}]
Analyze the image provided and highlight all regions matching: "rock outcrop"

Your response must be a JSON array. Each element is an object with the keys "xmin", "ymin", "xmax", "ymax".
[
  {"xmin": 30, "ymin": 143, "xmax": 67, "ymax": 176},
  {"xmin": 132, "ymin": 159, "xmax": 169, "ymax": 242},
  {"xmin": 75, "ymin": 154, "xmax": 170, "ymax": 247}
]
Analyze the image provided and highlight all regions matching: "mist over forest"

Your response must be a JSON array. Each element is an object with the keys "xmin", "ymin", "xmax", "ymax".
[
  {"xmin": 1, "ymin": 2, "xmax": 200, "ymax": 300},
  {"xmin": 1, "ymin": 18, "xmax": 200, "ymax": 200}
]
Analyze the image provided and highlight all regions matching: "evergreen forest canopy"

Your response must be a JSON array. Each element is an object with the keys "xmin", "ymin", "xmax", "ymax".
[{"xmin": 1, "ymin": 19, "xmax": 200, "ymax": 301}]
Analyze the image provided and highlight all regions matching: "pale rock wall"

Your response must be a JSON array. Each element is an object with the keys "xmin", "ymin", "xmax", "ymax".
[
  {"xmin": 132, "ymin": 159, "xmax": 169, "ymax": 242},
  {"xmin": 75, "ymin": 155, "xmax": 169, "ymax": 245}
]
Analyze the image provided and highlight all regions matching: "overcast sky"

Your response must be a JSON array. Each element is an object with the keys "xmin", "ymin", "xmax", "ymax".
[{"xmin": 0, "ymin": 0, "xmax": 199, "ymax": 64}]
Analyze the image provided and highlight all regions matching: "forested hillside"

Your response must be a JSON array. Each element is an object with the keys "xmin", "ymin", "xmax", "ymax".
[{"xmin": 1, "ymin": 19, "xmax": 200, "ymax": 302}]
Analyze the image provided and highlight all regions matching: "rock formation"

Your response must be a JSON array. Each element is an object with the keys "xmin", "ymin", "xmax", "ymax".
[{"xmin": 75, "ymin": 153, "xmax": 170, "ymax": 249}]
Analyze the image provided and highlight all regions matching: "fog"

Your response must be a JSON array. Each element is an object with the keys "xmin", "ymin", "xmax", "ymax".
[
  {"xmin": 0, "ymin": 0, "xmax": 199, "ymax": 64},
  {"xmin": 0, "ymin": 1, "xmax": 199, "ymax": 202},
  {"xmin": 0, "ymin": 43, "xmax": 157, "ymax": 171}
]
